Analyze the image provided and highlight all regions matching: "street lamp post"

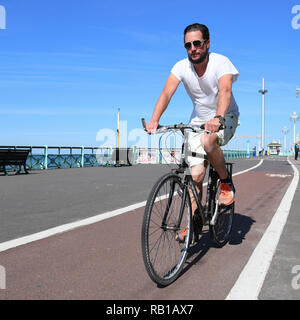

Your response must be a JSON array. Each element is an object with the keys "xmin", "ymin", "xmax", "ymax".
[
  {"xmin": 259, "ymin": 78, "xmax": 268, "ymax": 151},
  {"xmin": 282, "ymin": 126, "xmax": 289, "ymax": 154},
  {"xmin": 115, "ymin": 108, "xmax": 121, "ymax": 167},
  {"xmin": 290, "ymin": 112, "xmax": 300, "ymax": 145},
  {"xmin": 296, "ymin": 88, "xmax": 300, "ymax": 98}
]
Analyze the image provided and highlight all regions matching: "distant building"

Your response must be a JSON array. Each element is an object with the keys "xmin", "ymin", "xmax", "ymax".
[{"xmin": 267, "ymin": 140, "xmax": 281, "ymax": 155}]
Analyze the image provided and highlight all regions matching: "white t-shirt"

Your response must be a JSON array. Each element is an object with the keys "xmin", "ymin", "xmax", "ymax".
[{"xmin": 171, "ymin": 52, "xmax": 239, "ymax": 125}]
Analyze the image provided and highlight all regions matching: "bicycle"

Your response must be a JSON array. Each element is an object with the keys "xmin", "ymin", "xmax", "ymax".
[{"xmin": 141, "ymin": 119, "xmax": 235, "ymax": 286}]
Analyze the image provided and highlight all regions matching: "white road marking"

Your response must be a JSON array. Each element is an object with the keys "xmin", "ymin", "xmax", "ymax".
[
  {"xmin": 0, "ymin": 160, "xmax": 264, "ymax": 253},
  {"xmin": 0, "ymin": 202, "xmax": 146, "ymax": 253},
  {"xmin": 232, "ymin": 159, "xmax": 263, "ymax": 177},
  {"xmin": 226, "ymin": 158, "xmax": 299, "ymax": 300},
  {"xmin": 266, "ymin": 173, "xmax": 292, "ymax": 178}
]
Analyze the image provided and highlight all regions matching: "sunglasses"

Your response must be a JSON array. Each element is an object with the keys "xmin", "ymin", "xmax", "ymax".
[{"xmin": 184, "ymin": 40, "xmax": 206, "ymax": 50}]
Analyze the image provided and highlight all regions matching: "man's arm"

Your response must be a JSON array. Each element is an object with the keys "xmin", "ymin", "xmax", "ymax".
[
  {"xmin": 146, "ymin": 73, "xmax": 180, "ymax": 133},
  {"xmin": 216, "ymin": 74, "xmax": 233, "ymax": 117},
  {"xmin": 205, "ymin": 74, "xmax": 233, "ymax": 132}
]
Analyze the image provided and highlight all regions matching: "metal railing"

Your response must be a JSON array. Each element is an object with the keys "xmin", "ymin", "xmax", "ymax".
[
  {"xmin": 0, "ymin": 146, "xmax": 113, "ymax": 171},
  {"xmin": 0, "ymin": 145, "xmax": 249, "ymax": 172}
]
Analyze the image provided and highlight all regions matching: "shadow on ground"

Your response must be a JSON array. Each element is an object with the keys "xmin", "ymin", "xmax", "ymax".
[{"xmin": 172, "ymin": 212, "xmax": 256, "ymax": 285}]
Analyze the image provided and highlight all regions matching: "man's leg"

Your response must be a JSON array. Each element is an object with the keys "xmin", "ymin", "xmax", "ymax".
[
  {"xmin": 202, "ymin": 133, "xmax": 227, "ymax": 179},
  {"xmin": 176, "ymin": 163, "xmax": 207, "ymax": 243},
  {"xmin": 189, "ymin": 163, "xmax": 207, "ymax": 215},
  {"xmin": 184, "ymin": 131, "xmax": 208, "ymax": 214},
  {"xmin": 202, "ymin": 132, "xmax": 235, "ymax": 206}
]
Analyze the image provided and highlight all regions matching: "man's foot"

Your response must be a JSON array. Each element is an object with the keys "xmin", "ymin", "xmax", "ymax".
[
  {"xmin": 218, "ymin": 181, "xmax": 235, "ymax": 206},
  {"xmin": 175, "ymin": 226, "xmax": 187, "ymax": 243},
  {"xmin": 175, "ymin": 211, "xmax": 203, "ymax": 244}
]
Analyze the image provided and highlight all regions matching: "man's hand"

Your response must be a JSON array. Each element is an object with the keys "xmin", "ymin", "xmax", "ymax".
[
  {"xmin": 146, "ymin": 119, "xmax": 159, "ymax": 134},
  {"xmin": 204, "ymin": 117, "xmax": 222, "ymax": 133}
]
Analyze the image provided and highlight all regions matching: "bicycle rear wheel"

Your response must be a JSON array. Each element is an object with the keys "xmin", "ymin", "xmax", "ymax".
[
  {"xmin": 141, "ymin": 173, "xmax": 192, "ymax": 286},
  {"xmin": 209, "ymin": 181, "xmax": 235, "ymax": 247}
]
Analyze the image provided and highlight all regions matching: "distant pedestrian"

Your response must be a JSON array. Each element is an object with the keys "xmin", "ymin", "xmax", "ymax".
[
  {"xmin": 276, "ymin": 147, "xmax": 280, "ymax": 155},
  {"xmin": 295, "ymin": 143, "xmax": 299, "ymax": 160},
  {"xmin": 259, "ymin": 148, "xmax": 264, "ymax": 156}
]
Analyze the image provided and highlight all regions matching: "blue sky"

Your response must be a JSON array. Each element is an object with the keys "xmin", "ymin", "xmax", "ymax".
[{"xmin": 0, "ymin": 0, "xmax": 299, "ymax": 150}]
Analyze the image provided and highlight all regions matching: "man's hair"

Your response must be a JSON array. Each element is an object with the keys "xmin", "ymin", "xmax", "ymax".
[{"xmin": 184, "ymin": 23, "xmax": 210, "ymax": 41}]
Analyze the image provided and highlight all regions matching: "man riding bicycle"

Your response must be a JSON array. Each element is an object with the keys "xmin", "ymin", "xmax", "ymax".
[{"xmin": 145, "ymin": 23, "xmax": 239, "ymax": 240}]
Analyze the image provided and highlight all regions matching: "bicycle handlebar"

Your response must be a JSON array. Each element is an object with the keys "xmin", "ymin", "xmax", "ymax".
[{"xmin": 141, "ymin": 118, "xmax": 224, "ymax": 134}]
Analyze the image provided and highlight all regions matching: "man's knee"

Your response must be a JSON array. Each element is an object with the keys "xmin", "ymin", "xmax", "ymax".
[
  {"xmin": 202, "ymin": 133, "xmax": 219, "ymax": 153},
  {"xmin": 192, "ymin": 174, "xmax": 204, "ymax": 185},
  {"xmin": 191, "ymin": 164, "xmax": 206, "ymax": 185}
]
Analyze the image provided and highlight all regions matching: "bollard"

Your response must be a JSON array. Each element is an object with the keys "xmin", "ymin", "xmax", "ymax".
[
  {"xmin": 44, "ymin": 145, "xmax": 48, "ymax": 170},
  {"xmin": 81, "ymin": 146, "xmax": 84, "ymax": 167}
]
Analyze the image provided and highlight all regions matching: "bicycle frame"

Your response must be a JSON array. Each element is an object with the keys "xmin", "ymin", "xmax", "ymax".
[
  {"xmin": 174, "ymin": 157, "xmax": 233, "ymax": 229},
  {"xmin": 179, "ymin": 165, "xmax": 217, "ymax": 227},
  {"xmin": 142, "ymin": 118, "xmax": 232, "ymax": 233},
  {"xmin": 141, "ymin": 119, "xmax": 235, "ymax": 286}
]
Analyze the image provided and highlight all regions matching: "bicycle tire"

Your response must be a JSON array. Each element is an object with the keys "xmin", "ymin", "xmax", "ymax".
[
  {"xmin": 141, "ymin": 173, "xmax": 192, "ymax": 286},
  {"xmin": 209, "ymin": 181, "xmax": 235, "ymax": 247}
]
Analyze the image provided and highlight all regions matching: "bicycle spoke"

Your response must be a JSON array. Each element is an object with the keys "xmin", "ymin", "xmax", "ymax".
[
  {"xmin": 210, "ymin": 178, "xmax": 234, "ymax": 247},
  {"xmin": 141, "ymin": 173, "xmax": 191, "ymax": 286}
]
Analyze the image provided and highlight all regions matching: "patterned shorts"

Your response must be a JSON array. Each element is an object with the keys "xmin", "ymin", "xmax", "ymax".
[{"xmin": 184, "ymin": 113, "xmax": 239, "ymax": 167}]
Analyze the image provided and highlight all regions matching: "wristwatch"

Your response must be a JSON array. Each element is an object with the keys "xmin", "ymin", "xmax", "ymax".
[{"xmin": 214, "ymin": 115, "xmax": 225, "ymax": 127}]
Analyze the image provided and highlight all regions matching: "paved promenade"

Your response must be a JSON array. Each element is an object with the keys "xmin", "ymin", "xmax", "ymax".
[
  {"xmin": 0, "ymin": 156, "xmax": 300, "ymax": 300},
  {"xmin": 0, "ymin": 159, "xmax": 259, "ymax": 244},
  {"xmin": 260, "ymin": 158, "xmax": 300, "ymax": 299}
]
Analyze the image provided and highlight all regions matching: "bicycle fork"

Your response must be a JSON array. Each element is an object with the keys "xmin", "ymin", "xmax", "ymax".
[
  {"xmin": 160, "ymin": 179, "xmax": 188, "ymax": 232},
  {"xmin": 207, "ymin": 163, "xmax": 233, "ymax": 226},
  {"xmin": 204, "ymin": 165, "xmax": 219, "ymax": 224}
]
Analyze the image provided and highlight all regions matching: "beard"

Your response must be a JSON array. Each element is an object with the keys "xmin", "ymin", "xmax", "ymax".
[{"xmin": 188, "ymin": 48, "xmax": 209, "ymax": 65}]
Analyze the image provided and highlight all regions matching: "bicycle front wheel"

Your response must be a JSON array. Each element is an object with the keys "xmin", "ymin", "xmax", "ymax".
[
  {"xmin": 141, "ymin": 173, "xmax": 192, "ymax": 286},
  {"xmin": 209, "ymin": 181, "xmax": 235, "ymax": 247}
]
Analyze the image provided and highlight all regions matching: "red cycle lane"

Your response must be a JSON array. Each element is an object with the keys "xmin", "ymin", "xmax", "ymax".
[{"xmin": 0, "ymin": 159, "xmax": 294, "ymax": 299}]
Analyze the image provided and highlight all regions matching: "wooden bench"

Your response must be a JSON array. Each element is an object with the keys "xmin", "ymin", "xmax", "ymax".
[{"xmin": 0, "ymin": 148, "xmax": 30, "ymax": 175}]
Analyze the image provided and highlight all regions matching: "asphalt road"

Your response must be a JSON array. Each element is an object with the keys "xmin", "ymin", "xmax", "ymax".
[
  {"xmin": 0, "ymin": 159, "xmax": 260, "ymax": 243},
  {"xmin": 0, "ymin": 157, "xmax": 299, "ymax": 300}
]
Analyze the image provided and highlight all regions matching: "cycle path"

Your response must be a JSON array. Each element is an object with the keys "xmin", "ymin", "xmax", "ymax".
[{"xmin": 0, "ymin": 157, "xmax": 296, "ymax": 299}]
